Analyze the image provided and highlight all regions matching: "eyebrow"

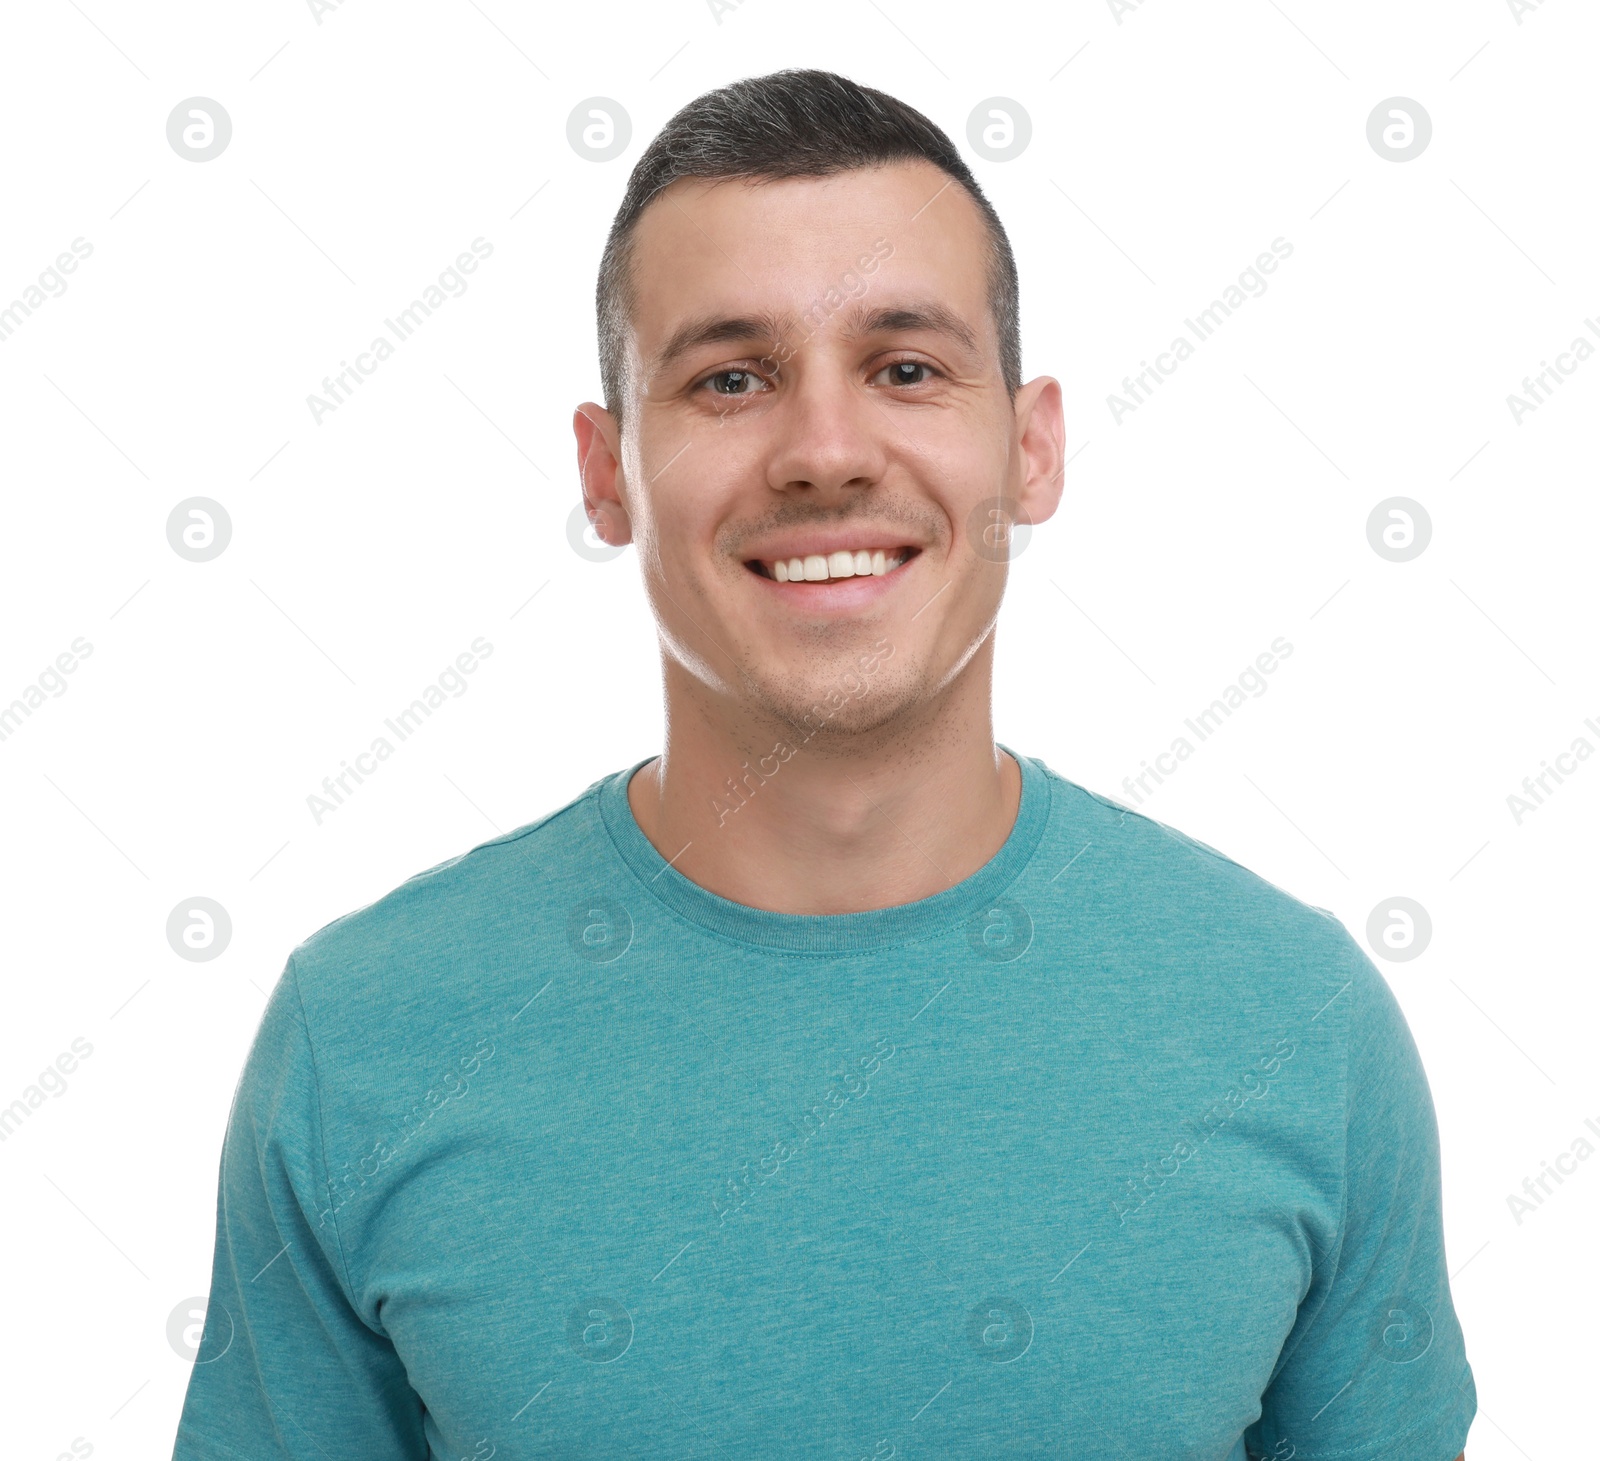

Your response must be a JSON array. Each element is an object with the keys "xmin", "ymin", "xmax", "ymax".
[
  {"xmin": 648, "ymin": 299, "xmax": 981, "ymax": 377},
  {"xmin": 850, "ymin": 303, "xmax": 978, "ymax": 355},
  {"xmin": 650, "ymin": 310, "xmax": 789, "ymax": 376}
]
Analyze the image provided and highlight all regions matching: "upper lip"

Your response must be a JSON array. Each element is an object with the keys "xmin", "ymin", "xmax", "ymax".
[{"xmin": 739, "ymin": 530, "xmax": 923, "ymax": 562}]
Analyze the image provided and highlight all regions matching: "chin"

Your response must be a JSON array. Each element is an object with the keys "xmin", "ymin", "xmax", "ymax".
[{"xmin": 745, "ymin": 663, "xmax": 917, "ymax": 749}]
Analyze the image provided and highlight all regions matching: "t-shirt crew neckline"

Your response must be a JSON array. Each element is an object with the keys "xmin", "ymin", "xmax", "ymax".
[{"xmin": 596, "ymin": 744, "xmax": 1051, "ymax": 955}]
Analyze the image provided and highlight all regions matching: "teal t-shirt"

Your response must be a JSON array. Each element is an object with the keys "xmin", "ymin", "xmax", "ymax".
[{"xmin": 173, "ymin": 750, "xmax": 1475, "ymax": 1460}]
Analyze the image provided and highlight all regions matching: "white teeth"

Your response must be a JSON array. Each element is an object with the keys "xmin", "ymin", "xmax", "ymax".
[{"xmin": 765, "ymin": 549, "xmax": 907, "ymax": 581}]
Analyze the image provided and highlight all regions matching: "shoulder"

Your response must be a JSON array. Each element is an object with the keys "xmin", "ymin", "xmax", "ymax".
[
  {"xmin": 286, "ymin": 769, "xmax": 620, "ymax": 1027},
  {"xmin": 1032, "ymin": 759, "xmax": 1355, "ymax": 947},
  {"xmin": 1025, "ymin": 757, "xmax": 1378, "ymax": 1031},
  {"xmin": 1025, "ymin": 761, "xmax": 1443, "ymax": 1173}
]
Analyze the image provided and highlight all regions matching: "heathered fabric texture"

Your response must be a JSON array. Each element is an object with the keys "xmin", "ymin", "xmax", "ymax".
[{"xmin": 174, "ymin": 749, "xmax": 1475, "ymax": 1460}]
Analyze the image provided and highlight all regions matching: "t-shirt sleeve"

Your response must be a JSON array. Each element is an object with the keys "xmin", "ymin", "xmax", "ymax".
[
  {"xmin": 1246, "ymin": 939, "xmax": 1477, "ymax": 1461},
  {"xmin": 172, "ymin": 956, "xmax": 427, "ymax": 1460}
]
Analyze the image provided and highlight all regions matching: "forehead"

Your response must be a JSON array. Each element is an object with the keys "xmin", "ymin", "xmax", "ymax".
[{"xmin": 623, "ymin": 160, "xmax": 992, "ymax": 351}]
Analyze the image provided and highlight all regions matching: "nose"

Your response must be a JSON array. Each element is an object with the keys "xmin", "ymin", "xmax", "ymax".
[{"xmin": 761, "ymin": 366, "xmax": 889, "ymax": 502}]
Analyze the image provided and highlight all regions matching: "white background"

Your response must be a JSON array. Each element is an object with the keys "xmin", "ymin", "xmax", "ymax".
[{"xmin": 1, "ymin": 0, "xmax": 1594, "ymax": 1456}]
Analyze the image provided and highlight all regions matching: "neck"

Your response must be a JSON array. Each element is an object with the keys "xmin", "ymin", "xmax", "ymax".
[{"xmin": 626, "ymin": 639, "xmax": 1022, "ymax": 915}]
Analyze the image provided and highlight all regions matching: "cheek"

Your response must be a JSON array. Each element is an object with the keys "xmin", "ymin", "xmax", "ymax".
[
  {"xmin": 632, "ymin": 493, "xmax": 717, "ymax": 593},
  {"xmin": 637, "ymin": 437, "xmax": 762, "ymax": 565}
]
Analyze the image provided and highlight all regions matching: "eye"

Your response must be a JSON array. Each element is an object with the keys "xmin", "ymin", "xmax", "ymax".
[
  {"xmin": 873, "ymin": 359, "xmax": 938, "ymax": 387},
  {"xmin": 698, "ymin": 368, "xmax": 769, "ymax": 397}
]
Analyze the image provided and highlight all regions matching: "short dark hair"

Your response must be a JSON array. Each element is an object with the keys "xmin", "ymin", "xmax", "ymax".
[{"xmin": 595, "ymin": 68, "xmax": 1021, "ymax": 421}]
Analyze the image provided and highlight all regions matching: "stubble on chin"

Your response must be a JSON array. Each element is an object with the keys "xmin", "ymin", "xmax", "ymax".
[{"xmin": 736, "ymin": 653, "xmax": 920, "ymax": 758}]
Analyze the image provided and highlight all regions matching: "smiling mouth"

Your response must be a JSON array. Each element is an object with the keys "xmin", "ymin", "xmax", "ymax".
[{"xmin": 746, "ymin": 548, "xmax": 920, "ymax": 582}]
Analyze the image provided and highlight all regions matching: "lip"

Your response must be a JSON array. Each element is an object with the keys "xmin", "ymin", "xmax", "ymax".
[
  {"xmin": 743, "ymin": 548, "xmax": 921, "ymax": 612},
  {"xmin": 745, "ymin": 556, "xmax": 915, "ymax": 608}
]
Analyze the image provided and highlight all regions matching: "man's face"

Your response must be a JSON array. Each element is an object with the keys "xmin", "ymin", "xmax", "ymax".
[{"xmin": 574, "ymin": 159, "xmax": 1062, "ymax": 745}]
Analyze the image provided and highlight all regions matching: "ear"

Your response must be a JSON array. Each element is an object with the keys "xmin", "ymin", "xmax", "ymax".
[
  {"xmin": 572, "ymin": 402, "xmax": 634, "ymax": 547},
  {"xmin": 1011, "ymin": 375, "xmax": 1065, "ymax": 529}
]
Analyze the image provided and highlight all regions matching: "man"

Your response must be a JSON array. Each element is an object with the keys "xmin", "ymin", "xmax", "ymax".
[{"xmin": 174, "ymin": 70, "xmax": 1474, "ymax": 1459}]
